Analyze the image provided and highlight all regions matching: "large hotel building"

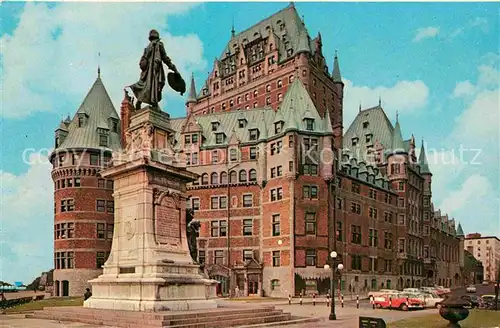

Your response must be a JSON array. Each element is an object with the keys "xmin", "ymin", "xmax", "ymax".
[{"xmin": 49, "ymin": 4, "xmax": 464, "ymax": 297}]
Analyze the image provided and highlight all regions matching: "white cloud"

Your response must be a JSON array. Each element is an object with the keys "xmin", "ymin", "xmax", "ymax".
[
  {"xmin": 0, "ymin": 153, "xmax": 54, "ymax": 284},
  {"xmin": 413, "ymin": 27, "xmax": 439, "ymax": 42},
  {"xmin": 438, "ymin": 175, "xmax": 500, "ymax": 237},
  {"xmin": 1, "ymin": 2, "xmax": 206, "ymax": 119},
  {"xmin": 452, "ymin": 81, "xmax": 476, "ymax": 98},
  {"xmin": 343, "ymin": 79, "xmax": 429, "ymax": 127},
  {"xmin": 449, "ymin": 17, "xmax": 489, "ymax": 40}
]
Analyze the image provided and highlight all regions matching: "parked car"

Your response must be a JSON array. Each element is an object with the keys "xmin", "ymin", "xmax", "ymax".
[
  {"xmin": 466, "ymin": 285, "xmax": 477, "ymax": 293},
  {"xmin": 368, "ymin": 289, "xmax": 399, "ymax": 298},
  {"xmin": 421, "ymin": 293, "xmax": 444, "ymax": 308},
  {"xmin": 461, "ymin": 295, "xmax": 483, "ymax": 308},
  {"xmin": 420, "ymin": 287, "xmax": 438, "ymax": 294},
  {"xmin": 482, "ymin": 281, "xmax": 490, "ymax": 285},
  {"xmin": 373, "ymin": 293, "xmax": 425, "ymax": 311},
  {"xmin": 435, "ymin": 286, "xmax": 451, "ymax": 295},
  {"xmin": 481, "ymin": 294, "xmax": 496, "ymax": 303},
  {"xmin": 402, "ymin": 288, "xmax": 421, "ymax": 294}
]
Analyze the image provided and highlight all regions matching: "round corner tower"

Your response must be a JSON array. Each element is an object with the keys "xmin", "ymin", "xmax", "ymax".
[{"xmin": 49, "ymin": 71, "xmax": 121, "ymax": 297}]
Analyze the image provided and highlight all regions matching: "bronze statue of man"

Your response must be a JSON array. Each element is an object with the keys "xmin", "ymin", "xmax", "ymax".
[{"xmin": 129, "ymin": 29, "xmax": 185, "ymax": 110}]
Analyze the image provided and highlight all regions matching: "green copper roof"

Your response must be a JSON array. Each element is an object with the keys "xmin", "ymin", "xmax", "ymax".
[
  {"xmin": 419, "ymin": 140, "xmax": 431, "ymax": 174},
  {"xmin": 170, "ymin": 78, "xmax": 332, "ymax": 148},
  {"xmin": 391, "ymin": 117, "xmax": 406, "ymax": 153},
  {"xmin": 332, "ymin": 52, "xmax": 342, "ymax": 82},
  {"xmin": 57, "ymin": 75, "xmax": 121, "ymax": 151},
  {"xmin": 219, "ymin": 4, "xmax": 312, "ymax": 63},
  {"xmin": 457, "ymin": 223, "xmax": 464, "ymax": 237},
  {"xmin": 343, "ymin": 105, "xmax": 394, "ymax": 158}
]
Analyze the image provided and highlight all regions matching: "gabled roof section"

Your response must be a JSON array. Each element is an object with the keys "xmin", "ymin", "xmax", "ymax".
[
  {"xmin": 57, "ymin": 75, "xmax": 121, "ymax": 151},
  {"xmin": 343, "ymin": 105, "xmax": 394, "ymax": 158},
  {"xmin": 419, "ymin": 140, "xmax": 431, "ymax": 174},
  {"xmin": 219, "ymin": 3, "xmax": 311, "ymax": 63}
]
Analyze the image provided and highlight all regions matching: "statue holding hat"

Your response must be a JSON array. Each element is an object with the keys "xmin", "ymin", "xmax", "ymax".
[{"xmin": 129, "ymin": 29, "xmax": 186, "ymax": 111}]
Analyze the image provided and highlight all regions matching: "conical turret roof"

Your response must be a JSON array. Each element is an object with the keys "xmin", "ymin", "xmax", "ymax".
[
  {"xmin": 56, "ymin": 74, "xmax": 121, "ymax": 151},
  {"xmin": 457, "ymin": 223, "xmax": 464, "ymax": 237},
  {"xmin": 419, "ymin": 140, "xmax": 431, "ymax": 174},
  {"xmin": 186, "ymin": 74, "xmax": 197, "ymax": 104},
  {"xmin": 391, "ymin": 115, "xmax": 406, "ymax": 153},
  {"xmin": 332, "ymin": 51, "xmax": 342, "ymax": 83}
]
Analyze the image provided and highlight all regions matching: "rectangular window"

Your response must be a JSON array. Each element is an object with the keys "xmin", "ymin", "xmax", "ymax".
[
  {"xmin": 243, "ymin": 194, "xmax": 253, "ymax": 207},
  {"xmin": 369, "ymin": 207, "xmax": 378, "ymax": 219},
  {"xmin": 106, "ymin": 180, "xmax": 113, "ymax": 189},
  {"xmin": 212, "ymin": 150, "xmax": 219, "ymax": 164},
  {"xmin": 243, "ymin": 219, "xmax": 253, "ymax": 236},
  {"xmin": 250, "ymin": 147, "xmax": 257, "ymax": 160},
  {"xmin": 106, "ymin": 224, "xmax": 113, "ymax": 239},
  {"xmin": 215, "ymin": 133, "xmax": 224, "ymax": 144},
  {"xmin": 305, "ymin": 212, "xmax": 316, "ymax": 235},
  {"xmin": 384, "ymin": 232, "xmax": 393, "ymax": 249},
  {"xmin": 67, "ymin": 178, "xmax": 73, "ymax": 188},
  {"xmin": 370, "ymin": 258, "xmax": 378, "ymax": 272},
  {"xmin": 211, "ymin": 221, "xmax": 219, "ymax": 237},
  {"xmin": 198, "ymin": 250, "xmax": 205, "ymax": 264},
  {"xmin": 99, "ymin": 135, "xmax": 108, "ymax": 147},
  {"xmin": 399, "ymin": 214, "xmax": 406, "ymax": 225},
  {"xmin": 384, "ymin": 193, "xmax": 392, "ymax": 204},
  {"xmin": 385, "ymin": 260, "xmax": 392, "ymax": 273},
  {"xmin": 272, "ymin": 251, "xmax": 281, "ymax": 267},
  {"xmin": 336, "ymin": 198, "xmax": 343, "ymax": 210},
  {"xmin": 191, "ymin": 198, "xmax": 200, "ymax": 210},
  {"xmin": 243, "ymin": 249, "xmax": 253, "ymax": 261},
  {"xmin": 272, "ymin": 214, "xmax": 280, "ymax": 236},
  {"xmin": 277, "ymin": 166, "xmax": 282, "ymax": 176},
  {"xmin": 305, "ymin": 119, "xmax": 314, "ymax": 131},
  {"xmin": 271, "ymin": 167, "xmax": 276, "ymax": 178},
  {"xmin": 351, "ymin": 255, "xmax": 362, "ymax": 270},
  {"xmin": 90, "ymin": 154, "xmax": 99, "ymax": 166},
  {"xmin": 192, "ymin": 152, "xmax": 199, "ymax": 165},
  {"xmin": 74, "ymin": 178, "xmax": 81, "ymax": 187},
  {"xmin": 98, "ymin": 179, "xmax": 105, "ymax": 188},
  {"xmin": 336, "ymin": 221, "xmax": 343, "ymax": 241},
  {"xmin": 230, "ymin": 148, "xmax": 238, "ymax": 161},
  {"xmin": 60, "ymin": 199, "xmax": 74, "ymax": 212},
  {"xmin": 215, "ymin": 250, "xmax": 224, "ymax": 265},
  {"xmin": 249, "ymin": 129, "xmax": 258, "ymax": 141},
  {"xmin": 59, "ymin": 155, "xmax": 65, "ymax": 167},
  {"xmin": 219, "ymin": 196, "xmax": 227, "ymax": 209},
  {"xmin": 351, "ymin": 183, "xmax": 360, "ymax": 193},
  {"xmin": 67, "ymin": 223, "xmax": 75, "ymax": 238},
  {"xmin": 398, "ymin": 197, "xmax": 405, "ymax": 208},
  {"xmin": 350, "ymin": 202, "xmax": 361, "ymax": 214},
  {"xmin": 184, "ymin": 134, "xmax": 191, "ymax": 145},
  {"xmin": 399, "ymin": 182, "xmax": 405, "ymax": 191},
  {"xmin": 96, "ymin": 200, "xmax": 106, "ymax": 212},
  {"xmin": 306, "ymin": 249, "xmax": 316, "ymax": 266},
  {"xmin": 211, "ymin": 197, "xmax": 219, "ymax": 209},
  {"xmin": 369, "ymin": 189, "xmax": 377, "ymax": 199},
  {"xmin": 97, "ymin": 223, "xmax": 106, "ymax": 239},
  {"xmin": 106, "ymin": 200, "xmax": 114, "ymax": 213},
  {"xmin": 289, "ymin": 161, "xmax": 293, "ymax": 172},
  {"xmin": 398, "ymin": 238, "xmax": 406, "ymax": 253},
  {"xmin": 192, "ymin": 134, "xmax": 198, "ymax": 144},
  {"xmin": 351, "ymin": 225, "xmax": 362, "ymax": 244},
  {"xmin": 219, "ymin": 220, "xmax": 227, "ymax": 236}
]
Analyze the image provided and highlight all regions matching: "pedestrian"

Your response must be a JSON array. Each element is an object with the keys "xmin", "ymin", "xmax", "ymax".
[
  {"xmin": 84, "ymin": 288, "xmax": 92, "ymax": 301},
  {"xmin": 235, "ymin": 286, "xmax": 240, "ymax": 298},
  {"xmin": 288, "ymin": 294, "xmax": 292, "ymax": 305},
  {"xmin": 313, "ymin": 293, "xmax": 316, "ymax": 306},
  {"xmin": 299, "ymin": 293, "xmax": 303, "ymax": 306},
  {"xmin": 326, "ymin": 293, "xmax": 330, "ymax": 307}
]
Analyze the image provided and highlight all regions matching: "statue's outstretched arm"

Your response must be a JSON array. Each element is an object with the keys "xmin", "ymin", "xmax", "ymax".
[{"xmin": 159, "ymin": 42, "xmax": 177, "ymax": 73}]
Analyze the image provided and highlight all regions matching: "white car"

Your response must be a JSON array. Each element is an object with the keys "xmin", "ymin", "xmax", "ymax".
[
  {"xmin": 466, "ymin": 285, "xmax": 477, "ymax": 293},
  {"xmin": 403, "ymin": 288, "xmax": 421, "ymax": 294}
]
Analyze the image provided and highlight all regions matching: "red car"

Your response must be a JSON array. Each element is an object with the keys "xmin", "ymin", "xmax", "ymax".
[{"xmin": 373, "ymin": 293, "xmax": 425, "ymax": 311}]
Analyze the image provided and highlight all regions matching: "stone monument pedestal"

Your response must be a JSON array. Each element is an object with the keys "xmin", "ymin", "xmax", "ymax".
[{"xmin": 85, "ymin": 106, "xmax": 217, "ymax": 312}]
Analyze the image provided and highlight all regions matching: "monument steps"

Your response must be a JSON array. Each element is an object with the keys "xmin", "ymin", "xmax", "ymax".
[{"xmin": 26, "ymin": 305, "xmax": 309, "ymax": 327}]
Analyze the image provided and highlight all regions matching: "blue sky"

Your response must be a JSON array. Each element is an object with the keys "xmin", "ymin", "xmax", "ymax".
[{"xmin": 1, "ymin": 1, "xmax": 499, "ymax": 284}]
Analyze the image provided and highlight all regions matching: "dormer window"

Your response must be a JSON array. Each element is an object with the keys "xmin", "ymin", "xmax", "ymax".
[
  {"xmin": 274, "ymin": 122, "xmax": 283, "ymax": 134},
  {"xmin": 366, "ymin": 134, "xmax": 373, "ymax": 143},
  {"xmin": 78, "ymin": 117, "xmax": 84, "ymax": 127},
  {"xmin": 112, "ymin": 121, "xmax": 118, "ymax": 132},
  {"xmin": 215, "ymin": 133, "xmax": 224, "ymax": 144},
  {"xmin": 192, "ymin": 134, "xmax": 198, "ymax": 144},
  {"xmin": 212, "ymin": 122, "xmax": 219, "ymax": 131},
  {"xmin": 249, "ymin": 129, "xmax": 259, "ymax": 141},
  {"xmin": 305, "ymin": 118, "xmax": 315, "ymax": 131},
  {"xmin": 363, "ymin": 122, "xmax": 369, "ymax": 129},
  {"xmin": 185, "ymin": 135, "xmax": 191, "ymax": 145},
  {"xmin": 352, "ymin": 137, "xmax": 359, "ymax": 146},
  {"xmin": 238, "ymin": 119, "xmax": 247, "ymax": 128},
  {"xmin": 99, "ymin": 135, "xmax": 108, "ymax": 147}
]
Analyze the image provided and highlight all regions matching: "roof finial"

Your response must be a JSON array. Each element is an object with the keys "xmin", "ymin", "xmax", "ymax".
[
  {"xmin": 302, "ymin": 15, "xmax": 305, "ymax": 25},
  {"xmin": 97, "ymin": 52, "xmax": 101, "ymax": 78},
  {"xmin": 231, "ymin": 16, "xmax": 235, "ymax": 37},
  {"xmin": 396, "ymin": 110, "xmax": 399, "ymax": 122},
  {"xmin": 359, "ymin": 103, "xmax": 361, "ymax": 112},
  {"xmin": 378, "ymin": 95, "xmax": 381, "ymax": 107},
  {"xmin": 334, "ymin": 49, "xmax": 338, "ymax": 58}
]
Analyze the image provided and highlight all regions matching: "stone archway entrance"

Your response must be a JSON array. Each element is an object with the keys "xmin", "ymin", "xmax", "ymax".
[
  {"xmin": 206, "ymin": 264, "xmax": 230, "ymax": 297},
  {"xmin": 61, "ymin": 280, "xmax": 69, "ymax": 297}
]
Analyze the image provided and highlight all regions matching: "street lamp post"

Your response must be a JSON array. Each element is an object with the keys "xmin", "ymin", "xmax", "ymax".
[{"xmin": 324, "ymin": 251, "xmax": 344, "ymax": 320}]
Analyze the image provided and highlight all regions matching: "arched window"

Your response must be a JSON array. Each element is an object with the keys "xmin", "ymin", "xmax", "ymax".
[
  {"xmin": 229, "ymin": 170, "xmax": 237, "ymax": 183},
  {"xmin": 249, "ymin": 169, "xmax": 257, "ymax": 182},
  {"xmin": 201, "ymin": 173, "xmax": 209, "ymax": 185},
  {"xmin": 211, "ymin": 172, "xmax": 218, "ymax": 184},
  {"xmin": 239, "ymin": 170, "xmax": 247, "ymax": 182},
  {"xmin": 220, "ymin": 172, "xmax": 228, "ymax": 184}
]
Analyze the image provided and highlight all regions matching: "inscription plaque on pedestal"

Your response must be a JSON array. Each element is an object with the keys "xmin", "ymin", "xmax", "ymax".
[{"xmin": 155, "ymin": 197, "xmax": 181, "ymax": 247}]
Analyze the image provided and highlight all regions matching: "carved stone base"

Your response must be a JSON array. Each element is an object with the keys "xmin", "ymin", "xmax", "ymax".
[{"xmin": 85, "ymin": 262, "xmax": 217, "ymax": 312}]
